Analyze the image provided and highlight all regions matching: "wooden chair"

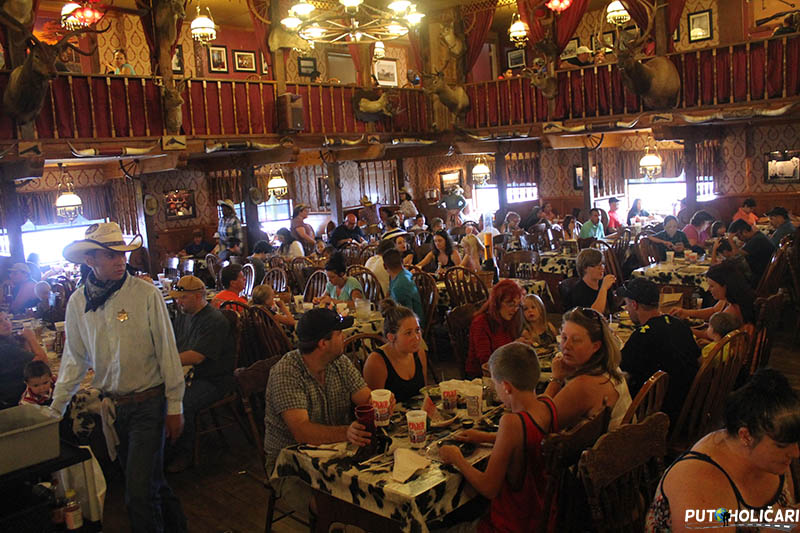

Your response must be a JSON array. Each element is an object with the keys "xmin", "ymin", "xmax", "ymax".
[
  {"xmin": 413, "ymin": 271, "xmax": 440, "ymax": 372},
  {"xmin": 342, "ymin": 333, "xmax": 385, "ymax": 373},
  {"xmin": 549, "ymin": 226, "xmax": 565, "ymax": 250},
  {"xmin": 219, "ymin": 299, "xmax": 250, "ymax": 314},
  {"xmin": 364, "ymin": 224, "xmax": 382, "ymax": 242},
  {"xmin": 288, "ymin": 256, "xmax": 314, "ymax": 294},
  {"xmin": 755, "ymin": 244, "xmax": 788, "ymax": 297},
  {"xmin": 324, "ymin": 220, "xmax": 336, "ymax": 242},
  {"xmin": 445, "ymin": 303, "xmax": 478, "ymax": 377},
  {"xmin": 558, "ymin": 276, "xmax": 581, "ymax": 312},
  {"xmin": 443, "ymin": 266, "xmax": 489, "ymax": 307},
  {"xmin": 540, "ymin": 406, "xmax": 612, "ymax": 532},
  {"xmin": 748, "ymin": 291, "xmax": 785, "ymax": 376},
  {"xmin": 611, "ymin": 228, "xmax": 631, "ymax": 266},
  {"xmin": 500, "ymin": 250, "xmax": 537, "ymax": 280},
  {"xmin": 267, "ymin": 256, "xmax": 286, "ymax": 270},
  {"xmin": 340, "ymin": 243, "xmax": 362, "ymax": 266},
  {"xmin": 241, "ymin": 263, "xmax": 256, "ymax": 298},
  {"xmin": 205, "ymin": 254, "xmax": 220, "ymax": 289},
  {"xmin": 359, "ymin": 242, "xmax": 379, "ymax": 264},
  {"xmin": 346, "ymin": 265, "xmax": 384, "ymax": 303},
  {"xmin": 303, "ymin": 269, "xmax": 329, "ymax": 302},
  {"xmin": 669, "ymin": 330, "xmax": 749, "ymax": 455},
  {"xmin": 590, "ymin": 240, "xmax": 612, "ymax": 252},
  {"xmin": 415, "ymin": 231, "xmax": 432, "ymax": 248},
  {"xmin": 263, "ymin": 268, "xmax": 288, "ymax": 294},
  {"xmin": 636, "ymin": 236, "xmax": 659, "ymax": 266},
  {"xmin": 621, "ymin": 371, "xmax": 670, "ymax": 425},
  {"xmin": 238, "ymin": 305, "xmax": 292, "ymax": 367},
  {"xmin": 527, "ymin": 224, "xmax": 551, "ymax": 251},
  {"xmin": 602, "ymin": 247, "xmax": 624, "ymax": 285},
  {"xmin": 578, "ymin": 412, "xmax": 670, "ymax": 533}
]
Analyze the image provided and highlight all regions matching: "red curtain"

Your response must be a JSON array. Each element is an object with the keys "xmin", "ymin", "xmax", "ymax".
[
  {"xmin": 408, "ymin": 29, "xmax": 423, "ymax": 72},
  {"xmin": 248, "ymin": 14, "xmax": 272, "ymax": 79},
  {"xmin": 461, "ymin": 1, "xmax": 498, "ymax": 74},
  {"xmin": 135, "ymin": 0, "xmax": 186, "ymax": 74},
  {"xmin": 348, "ymin": 42, "xmax": 375, "ymax": 85},
  {"xmin": 622, "ymin": 1, "xmax": 686, "ymax": 51},
  {"xmin": 555, "ymin": 0, "xmax": 589, "ymax": 52}
]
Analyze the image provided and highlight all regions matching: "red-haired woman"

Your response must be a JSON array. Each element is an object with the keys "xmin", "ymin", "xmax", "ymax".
[{"xmin": 465, "ymin": 280, "xmax": 525, "ymax": 377}]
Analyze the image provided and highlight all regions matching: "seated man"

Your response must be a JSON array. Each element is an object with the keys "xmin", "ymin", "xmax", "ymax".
[
  {"xmin": 766, "ymin": 206, "xmax": 796, "ymax": 247},
  {"xmin": 618, "ymin": 278, "xmax": 700, "ymax": 423},
  {"xmin": 732, "ymin": 197, "xmax": 759, "ymax": 227},
  {"xmin": 167, "ymin": 275, "xmax": 235, "ymax": 472},
  {"xmin": 181, "ymin": 229, "xmax": 214, "ymax": 259},
  {"xmin": 218, "ymin": 238, "xmax": 243, "ymax": 263},
  {"xmin": 5, "ymin": 263, "xmax": 38, "ymax": 315},
  {"xmin": 211, "ymin": 264, "xmax": 248, "ymax": 309},
  {"xmin": 383, "ymin": 249, "xmax": 423, "ymax": 320},
  {"xmin": 33, "ymin": 281, "xmax": 65, "ymax": 324},
  {"xmin": 726, "ymin": 219, "xmax": 775, "ymax": 286},
  {"xmin": 329, "ymin": 214, "xmax": 366, "ymax": 248},
  {"xmin": 248, "ymin": 240, "xmax": 273, "ymax": 286},
  {"xmin": 606, "ymin": 197, "xmax": 623, "ymax": 232},
  {"xmin": 264, "ymin": 308, "xmax": 374, "ymax": 512},
  {"xmin": 566, "ymin": 248, "xmax": 616, "ymax": 313},
  {"xmin": 578, "ymin": 208, "xmax": 605, "ymax": 240}
]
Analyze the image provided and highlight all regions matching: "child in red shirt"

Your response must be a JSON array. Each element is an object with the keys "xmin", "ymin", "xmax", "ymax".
[{"xmin": 19, "ymin": 360, "xmax": 55, "ymax": 406}]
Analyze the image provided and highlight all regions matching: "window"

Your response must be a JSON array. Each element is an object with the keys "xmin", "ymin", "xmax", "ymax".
[
  {"xmin": 469, "ymin": 184, "xmax": 539, "ymax": 219},
  {"xmin": 627, "ymin": 172, "xmax": 686, "ymax": 216},
  {"xmin": 257, "ymin": 196, "xmax": 293, "ymax": 236},
  {"xmin": 0, "ymin": 215, "xmax": 108, "ymax": 264}
]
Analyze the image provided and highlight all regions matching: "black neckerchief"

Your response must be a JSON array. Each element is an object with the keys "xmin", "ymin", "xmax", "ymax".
[{"xmin": 84, "ymin": 271, "xmax": 127, "ymax": 312}]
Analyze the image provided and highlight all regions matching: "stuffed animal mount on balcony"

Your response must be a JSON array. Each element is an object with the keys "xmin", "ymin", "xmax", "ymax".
[{"xmin": 354, "ymin": 90, "xmax": 400, "ymax": 122}]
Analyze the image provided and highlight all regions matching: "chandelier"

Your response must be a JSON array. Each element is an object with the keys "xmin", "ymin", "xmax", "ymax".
[
  {"xmin": 281, "ymin": 0, "xmax": 425, "ymax": 44},
  {"xmin": 267, "ymin": 167, "xmax": 289, "ymax": 200},
  {"xmin": 472, "ymin": 157, "xmax": 491, "ymax": 186},
  {"xmin": 508, "ymin": 13, "xmax": 528, "ymax": 48},
  {"xmin": 373, "ymin": 40, "xmax": 385, "ymax": 59},
  {"xmin": 605, "ymin": 1, "xmax": 630, "ymax": 25},
  {"xmin": 55, "ymin": 164, "xmax": 83, "ymax": 222},
  {"xmin": 191, "ymin": 6, "xmax": 217, "ymax": 44},
  {"xmin": 639, "ymin": 145, "xmax": 662, "ymax": 179},
  {"xmin": 60, "ymin": 1, "xmax": 103, "ymax": 30},
  {"xmin": 545, "ymin": 0, "xmax": 572, "ymax": 14}
]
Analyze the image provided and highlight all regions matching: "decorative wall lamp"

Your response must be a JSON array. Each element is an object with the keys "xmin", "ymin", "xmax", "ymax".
[
  {"xmin": 471, "ymin": 156, "xmax": 491, "ymax": 186},
  {"xmin": 508, "ymin": 13, "xmax": 528, "ymax": 48},
  {"xmin": 267, "ymin": 166, "xmax": 289, "ymax": 200},
  {"xmin": 191, "ymin": 5, "xmax": 217, "ymax": 44},
  {"xmin": 639, "ymin": 143, "xmax": 663, "ymax": 179},
  {"xmin": 55, "ymin": 164, "xmax": 83, "ymax": 222}
]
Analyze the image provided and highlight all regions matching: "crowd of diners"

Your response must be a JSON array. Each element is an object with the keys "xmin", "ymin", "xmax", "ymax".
[{"xmin": 0, "ymin": 190, "xmax": 798, "ymax": 532}]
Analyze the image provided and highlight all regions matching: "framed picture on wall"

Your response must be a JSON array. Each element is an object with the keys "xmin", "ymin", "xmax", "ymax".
[
  {"xmin": 164, "ymin": 189, "xmax": 196, "ymax": 220},
  {"xmin": 439, "ymin": 169, "xmax": 464, "ymax": 195},
  {"xmin": 233, "ymin": 50, "xmax": 257, "ymax": 72},
  {"xmin": 591, "ymin": 32, "xmax": 615, "ymax": 53},
  {"xmin": 560, "ymin": 38, "xmax": 580, "ymax": 59},
  {"xmin": 765, "ymin": 151, "xmax": 800, "ymax": 183},
  {"xmin": 507, "ymin": 49, "xmax": 525, "ymax": 69},
  {"xmin": 298, "ymin": 56, "xmax": 317, "ymax": 76},
  {"xmin": 573, "ymin": 165, "xmax": 583, "ymax": 190},
  {"xmin": 208, "ymin": 45, "xmax": 228, "ymax": 73},
  {"xmin": 317, "ymin": 176, "xmax": 330, "ymax": 209},
  {"xmin": 688, "ymin": 9, "xmax": 713, "ymax": 42},
  {"xmin": 260, "ymin": 51, "xmax": 269, "ymax": 75},
  {"xmin": 374, "ymin": 59, "xmax": 398, "ymax": 87},
  {"xmin": 171, "ymin": 44, "xmax": 184, "ymax": 74}
]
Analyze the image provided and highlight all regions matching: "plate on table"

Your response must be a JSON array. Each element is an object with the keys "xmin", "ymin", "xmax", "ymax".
[
  {"xmin": 533, "ymin": 344, "xmax": 556, "ymax": 357},
  {"xmin": 420, "ymin": 385, "xmax": 441, "ymax": 401},
  {"xmin": 685, "ymin": 317, "xmax": 706, "ymax": 328}
]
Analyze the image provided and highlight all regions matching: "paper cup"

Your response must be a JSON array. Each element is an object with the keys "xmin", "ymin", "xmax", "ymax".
[
  {"xmin": 406, "ymin": 410, "xmax": 427, "ymax": 448},
  {"xmin": 440, "ymin": 380, "xmax": 458, "ymax": 413},
  {"xmin": 665, "ymin": 251, "xmax": 675, "ymax": 263},
  {"xmin": 464, "ymin": 383, "xmax": 483, "ymax": 420},
  {"xmin": 370, "ymin": 389, "xmax": 392, "ymax": 427}
]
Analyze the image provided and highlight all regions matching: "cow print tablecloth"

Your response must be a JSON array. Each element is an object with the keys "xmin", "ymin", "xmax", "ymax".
[
  {"xmin": 537, "ymin": 252, "xmax": 578, "ymax": 277},
  {"xmin": 631, "ymin": 262, "xmax": 711, "ymax": 292}
]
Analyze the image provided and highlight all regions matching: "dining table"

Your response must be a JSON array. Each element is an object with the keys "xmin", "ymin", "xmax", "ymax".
[
  {"xmin": 630, "ymin": 260, "xmax": 711, "ymax": 292},
  {"xmin": 536, "ymin": 251, "xmax": 578, "ymax": 278}
]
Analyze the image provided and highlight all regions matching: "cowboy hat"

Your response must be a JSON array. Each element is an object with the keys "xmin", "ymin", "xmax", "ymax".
[
  {"xmin": 217, "ymin": 199, "xmax": 236, "ymax": 211},
  {"xmin": 360, "ymin": 195, "xmax": 374, "ymax": 207},
  {"xmin": 63, "ymin": 222, "xmax": 143, "ymax": 264}
]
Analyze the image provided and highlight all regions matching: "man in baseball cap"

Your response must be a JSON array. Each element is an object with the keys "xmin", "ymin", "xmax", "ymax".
[
  {"xmin": 618, "ymin": 278, "xmax": 700, "ymax": 422},
  {"xmin": 6, "ymin": 262, "xmax": 37, "ymax": 314},
  {"xmin": 766, "ymin": 206, "xmax": 795, "ymax": 247}
]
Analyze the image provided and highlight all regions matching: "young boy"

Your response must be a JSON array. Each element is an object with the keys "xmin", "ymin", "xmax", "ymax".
[
  {"xmin": 20, "ymin": 360, "xmax": 55, "ymax": 406},
  {"xmin": 439, "ymin": 343, "xmax": 557, "ymax": 532},
  {"xmin": 701, "ymin": 312, "xmax": 742, "ymax": 361},
  {"xmin": 411, "ymin": 214, "xmax": 427, "ymax": 231}
]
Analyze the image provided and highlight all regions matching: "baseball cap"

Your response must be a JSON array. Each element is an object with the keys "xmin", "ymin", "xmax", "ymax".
[
  {"xmin": 617, "ymin": 278, "xmax": 660, "ymax": 307},
  {"xmin": 296, "ymin": 308, "xmax": 355, "ymax": 344},
  {"xmin": 168, "ymin": 275, "xmax": 206, "ymax": 298},
  {"xmin": 766, "ymin": 206, "xmax": 789, "ymax": 218}
]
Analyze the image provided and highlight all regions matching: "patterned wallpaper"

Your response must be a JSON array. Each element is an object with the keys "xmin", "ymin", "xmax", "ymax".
[
  {"xmin": 539, "ymin": 149, "xmax": 582, "ymax": 198},
  {"xmin": 17, "ymin": 168, "xmax": 107, "ymax": 192},
  {"xmin": 142, "ymin": 169, "xmax": 216, "ymax": 231}
]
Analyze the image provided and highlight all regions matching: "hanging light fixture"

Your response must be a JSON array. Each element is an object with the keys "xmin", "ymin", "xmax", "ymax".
[
  {"xmin": 639, "ymin": 144, "xmax": 662, "ymax": 179},
  {"xmin": 605, "ymin": 0, "xmax": 630, "ymax": 26},
  {"xmin": 545, "ymin": 0, "xmax": 572, "ymax": 14},
  {"xmin": 55, "ymin": 164, "xmax": 83, "ymax": 222},
  {"xmin": 472, "ymin": 157, "xmax": 491, "ymax": 186},
  {"xmin": 373, "ymin": 41, "xmax": 386, "ymax": 59},
  {"xmin": 191, "ymin": 6, "xmax": 217, "ymax": 44},
  {"xmin": 267, "ymin": 167, "xmax": 289, "ymax": 200},
  {"xmin": 60, "ymin": 1, "xmax": 102, "ymax": 29},
  {"xmin": 508, "ymin": 12, "xmax": 528, "ymax": 48}
]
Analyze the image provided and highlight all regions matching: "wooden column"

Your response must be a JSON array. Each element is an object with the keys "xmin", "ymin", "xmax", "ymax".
[
  {"xmin": 134, "ymin": 178, "xmax": 156, "ymax": 277},
  {"xmin": 495, "ymin": 144, "xmax": 510, "ymax": 219},
  {"xmin": 326, "ymin": 162, "xmax": 344, "ymax": 225},
  {"xmin": 581, "ymin": 148, "xmax": 592, "ymax": 218},
  {"xmin": 240, "ymin": 166, "xmax": 262, "ymax": 253},
  {"xmin": 0, "ymin": 179, "xmax": 24, "ymax": 262},
  {"xmin": 684, "ymin": 139, "xmax": 698, "ymax": 211}
]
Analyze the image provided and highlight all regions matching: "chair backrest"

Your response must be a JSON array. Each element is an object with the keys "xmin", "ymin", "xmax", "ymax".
[
  {"xmin": 412, "ymin": 271, "xmax": 439, "ymax": 335},
  {"xmin": 621, "ymin": 371, "xmax": 670, "ymax": 425},
  {"xmin": 500, "ymin": 250, "xmax": 537, "ymax": 279},
  {"xmin": 359, "ymin": 242, "xmax": 379, "ymax": 264},
  {"xmin": 289, "ymin": 256, "xmax": 315, "ymax": 294},
  {"xmin": 558, "ymin": 276, "xmax": 581, "ymax": 312},
  {"xmin": 233, "ymin": 355, "xmax": 282, "ymax": 465},
  {"xmin": 219, "ymin": 308, "xmax": 241, "ymax": 368},
  {"xmin": 590, "ymin": 240, "xmax": 611, "ymax": 252},
  {"xmin": 263, "ymin": 267, "xmax": 288, "ymax": 294},
  {"xmin": 577, "ymin": 237, "xmax": 597, "ymax": 250},
  {"xmin": 181, "ymin": 259, "xmax": 195, "ymax": 276},
  {"xmin": 669, "ymin": 329, "xmax": 749, "ymax": 451},
  {"xmin": 415, "ymin": 231, "xmax": 432, "ymax": 248},
  {"xmin": 303, "ymin": 269, "xmax": 329, "ymax": 302},
  {"xmin": 755, "ymin": 244, "xmax": 788, "ymax": 297},
  {"xmin": 219, "ymin": 299, "xmax": 249, "ymax": 314},
  {"xmin": 446, "ymin": 303, "xmax": 477, "ymax": 376},
  {"xmin": 238, "ymin": 305, "xmax": 292, "ymax": 367},
  {"xmin": 365, "ymin": 224, "xmax": 382, "ymax": 241},
  {"xmin": 342, "ymin": 333, "xmax": 385, "ymax": 373},
  {"xmin": 205, "ymin": 254, "xmax": 220, "ymax": 288},
  {"xmin": 325, "ymin": 220, "xmax": 336, "ymax": 241},
  {"xmin": 241, "ymin": 263, "xmax": 256, "ymax": 298},
  {"xmin": 267, "ymin": 255, "xmax": 287, "ymax": 270},
  {"xmin": 346, "ymin": 265, "xmax": 384, "ymax": 304},
  {"xmin": 443, "ymin": 266, "xmax": 489, "ymax": 307},
  {"xmin": 340, "ymin": 243, "xmax": 362, "ymax": 267},
  {"xmin": 636, "ymin": 236, "xmax": 659, "ymax": 266},
  {"xmin": 602, "ymin": 247, "xmax": 624, "ymax": 285},
  {"xmin": 748, "ymin": 291, "xmax": 785, "ymax": 375},
  {"xmin": 528, "ymin": 224, "xmax": 551, "ymax": 251},
  {"xmin": 612, "ymin": 228, "xmax": 631, "ymax": 266},
  {"xmin": 541, "ymin": 406, "xmax": 612, "ymax": 532},
  {"xmin": 578, "ymin": 412, "xmax": 670, "ymax": 533}
]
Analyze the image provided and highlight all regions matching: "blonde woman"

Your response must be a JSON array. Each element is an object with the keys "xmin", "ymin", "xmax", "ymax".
[{"xmin": 459, "ymin": 234, "xmax": 485, "ymax": 272}]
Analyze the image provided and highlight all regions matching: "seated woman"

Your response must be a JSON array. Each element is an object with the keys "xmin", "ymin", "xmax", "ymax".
[
  {"xmin": 561, "ymin": 215, "xmax": 580, "ymax": 241},
  {"xmin": 362, "ymin": 300, "xmax": 427, "ymax": 403},
  {"xmin": 646, "ymin": 369, "xmax": 799, "ymax": 532},
  {"xmin": 540, "ymin": 202, "xmax": 557, "ymax": 223},
  {"xmin": 314, "ymin": 252, "xmax": 364, "ymax": 305},
  {"xmin": 627, "ymin": 198, "xmax": 650, "ymax": 225},
  {"xmin": 393, "ymin": 233, "xmax": 416, "ymax": 267},
  {"xmin": 566, "ymin": 249, "xmax": 616, "ymax": 313},
  {"xmin": 500, "ymin": 211, "xmax": 522, "ymax": 234},
  {"xmin": 545, "ymin": 307, "xmax": 632, "ymax": 429},
  {"xmin": 682, "ymin": 210, "xmax": 715, "ymax": 253},
  {"xmin": 0, "ymin": 312, "xmax": 47, "ymax": 408},
  {"xmin": 670, "ymin": 263, "xmax": 755, "ymax": 340},
  {"xmin": 466, "ymin": 280, "xmax": 525, "ymax": 377},
  {"xmin": 459, "ymin": 234, "xmax": 485, "ymax": 272},
  {"xmin": 649, "ymin": 215, "xmax": 690, "ymax": 260},
  {"xmin": 710, "ymin": 220, "xmax": 727, "ymax": 240},
  {"xmin": 276, "ymin": 228, "xmax": 305, "ymax": 258},
  {"xmin": 250, "ymin": 285, "xmax": 295, "ymax": 327},
  {"xmin": 439, "ymin": 343, "xmax": 557, "ymax": 533},
  {"xmin": 416, "ymin": 230, "xmax": 461, "ymax": 275},
  {"xmin": 521, "ymin": 294, "xmax": 558, "ymax": 346}
]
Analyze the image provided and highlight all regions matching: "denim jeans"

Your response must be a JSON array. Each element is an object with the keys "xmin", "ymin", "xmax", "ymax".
[
  {"xmin": 114, "ymin": 394, "xmax": 187, "ymax": 533},
  {"xmin": 171, "ymin": 377, "xmax": 227, "ymax": 457}
]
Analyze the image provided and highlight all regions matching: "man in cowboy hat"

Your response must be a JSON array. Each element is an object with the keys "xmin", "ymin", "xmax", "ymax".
[
  {"xmin": 216, "ymin": 199, "xmax": 243, "ymax": 254},
  {"xmin": 5, "ymin": 262, "xmax": 38, "ymax": 314},
  {"xmin": 52, "ymin": 222, "xmax": 187, "ymax": 532}
]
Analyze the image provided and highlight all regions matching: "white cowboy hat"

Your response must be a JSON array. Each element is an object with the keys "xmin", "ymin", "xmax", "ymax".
[
  {"xmin": 63, "ymin": 222, "xmax": 143, "ymax": 264},
  {"xmin": 576, "ymin": 46, "xmax": 592, "ymax": 55},
  {"xmin": 217, "ymin": 199, "xmax": 236, "ymax": 211}
]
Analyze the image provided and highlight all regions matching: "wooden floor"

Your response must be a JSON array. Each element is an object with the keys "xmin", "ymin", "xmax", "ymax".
[{"xmin": 102, "ymin": 313, "xmax": 800, "ymax": 533}]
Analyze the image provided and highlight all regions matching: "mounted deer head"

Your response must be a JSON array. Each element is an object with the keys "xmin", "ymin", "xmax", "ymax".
[
  {"xmin": 0, "ymin": 10, "xmax": 109, "ymax": 124},
  {"xmin": 521, "ymin": 57, "xmax": 558, "ymax": 99},
  {"xmin": 597, "ymin": 0, "xmax": 680, "ymax": 109},
  {"xmin": 161, "ymin": 78, "xmax": 188, "ymax": 134},
  {"xmin": 421, "ymin": 70, "xmax": 470, "ymax": 117},
  {"xmin": 440, "ymin": 21, "xmax": 465, "ymax": 59}
]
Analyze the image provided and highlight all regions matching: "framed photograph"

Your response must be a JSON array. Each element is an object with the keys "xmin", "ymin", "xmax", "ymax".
[
  {"xmin": 260, "ymin": 51, "xmax": 269, "ymax": 75},
  {"xmin": 591, "ymin": 31, "xmax": 615, "ymax": 53},
  {"xmin": 573, "ymin": 165, "xmax": 583, "ymax": 190},
  {"xmin": 208, "ymin": 45, "xmax": 228, "ymax": 73},
  {"xmin": 373, "ymin": 58, "xmax": 398, "ymax": 87},
  {"xmin": 298, "ymin": 56, "xmax": 317, "ymax": 77},
  {"xmin": 560, "ymin": 38, "xmax": 580, "ymax": 60},
  {"xmin": 765, "ymin": 151, "xmax": 800, "ymax": 183},
  {"xmin": 164, "ymin": 189, "xmax": 196, "ymax": 220},
  {"xmin": 439, "ymin": 169, "xmax": 464, "ymax": 196},
  {"xmin": 688, "ymin": 9, "xmax": 713, "ymax": 43},
  {"xmin": 507, "ymin": 48, "xmax": 525, "ymax": 69},
  {"xmin": 171, "ymin": 44, "xmax": 184, "ymax": 74},
  {"xmin": 316, "ymin": 176, "xmax": 330, "ymax": 209},
  {"xmin": 233, "ymin": 50, "xmax": 257, "ymax": 73}
]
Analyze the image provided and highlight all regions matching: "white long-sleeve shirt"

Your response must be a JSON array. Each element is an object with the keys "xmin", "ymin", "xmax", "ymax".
[{"xmin": 51, "ymin": 275, "xmax": 185, "ymax": 416}]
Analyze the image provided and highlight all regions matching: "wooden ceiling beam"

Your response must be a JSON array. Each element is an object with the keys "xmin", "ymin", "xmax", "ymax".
[{"xmin": 183, "ymin": 147, "xmax": 297, "ymax": 171}]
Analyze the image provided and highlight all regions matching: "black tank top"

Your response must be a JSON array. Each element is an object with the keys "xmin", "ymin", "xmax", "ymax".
[{"xmin": 375, "ymin": 348, "xmax": 424, "ymax": 403}]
